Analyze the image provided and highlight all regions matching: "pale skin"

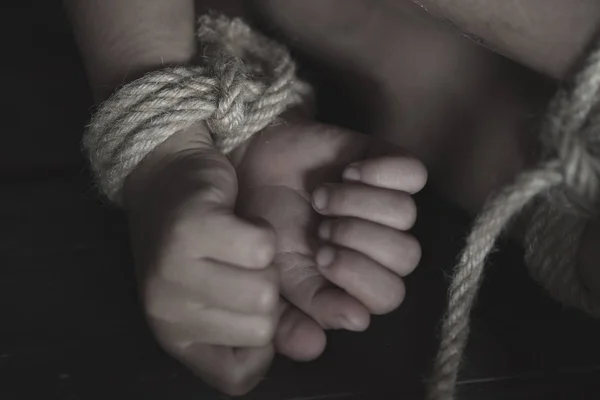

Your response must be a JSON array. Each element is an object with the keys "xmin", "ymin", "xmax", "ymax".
[{"xmin": 65, "ymin": 0, "xmax": 600, "ymax": 396}]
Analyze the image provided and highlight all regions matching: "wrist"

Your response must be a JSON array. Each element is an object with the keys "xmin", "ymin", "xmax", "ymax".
[{"xmin": 122, "ymin": 124, "xmax": 214, "ymax": 210}]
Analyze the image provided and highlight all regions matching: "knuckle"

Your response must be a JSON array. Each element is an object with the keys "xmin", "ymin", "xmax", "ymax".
[
  {"xmin": 250, "ymin": 317, "xmax": 277, "ymax": 346},
  {"xmin": 253, "ymin": 280, "xmax": 278, "ymax": 313},
  {"xmin": 250, "ymin": 228, "xmax": 276, "ymax": 267}
]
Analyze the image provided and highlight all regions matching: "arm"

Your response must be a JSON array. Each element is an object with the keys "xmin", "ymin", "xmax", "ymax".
[
  {"xmin": 412, "ymin": 0, "xmax": 600, "ymax": 298},
  {"xmin": 64, "ymin": 0, "xmax": 196, "ymax": 101},
  {"xmin": 65, "ymin": 2, "xmax": 282, "ymax": 396},
  {"xmin": 412, "ymin": 0, "xmax": 600, "ymax": 78}
]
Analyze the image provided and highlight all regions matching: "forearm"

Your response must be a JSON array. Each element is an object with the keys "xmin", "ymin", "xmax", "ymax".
[
  {"xmin": 408, "ymin": 0, "xmax": 600, "ymax": 298},
  {"xmin": 64, "ymin": 0, "xmax": 196, "ymax": 101},
  {"xmin": 412, "ymin": 0, "xmax": 600, "ymax": 79}
]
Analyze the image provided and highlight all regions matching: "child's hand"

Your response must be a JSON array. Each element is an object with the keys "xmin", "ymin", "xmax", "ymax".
[
  {"xmin": 312, "ymin": 154, "xmax": 424, "ymax": 315},
  {"xmin": 123, "ymin": 125, "xmax": 280, "ymax": 396},
  {"xmin": 234, "ymin": 119, "xmax": 427, "ymax": 361}
]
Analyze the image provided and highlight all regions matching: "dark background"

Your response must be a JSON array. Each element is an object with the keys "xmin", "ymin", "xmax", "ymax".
[{"xmin": 2, "ymin": 2, "xmax": 600, "ymax": 399}]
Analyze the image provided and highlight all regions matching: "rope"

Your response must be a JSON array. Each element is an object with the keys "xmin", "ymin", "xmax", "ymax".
[
  {"xmin": 83, "ymin": 14, "xmax": 309, "ymax": 203},
  {"xmin": 427, "ymin": 34, "xmax": 600, "ymax": 400}
]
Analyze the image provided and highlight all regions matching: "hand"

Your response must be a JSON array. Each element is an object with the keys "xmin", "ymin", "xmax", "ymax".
[
  {"xmin": 123, "ymin": 125, "xmax": 279, "ymax": 396},
  {"xmin": 233, "ymin": 118, "xmax": 427, "ymax": 361}
]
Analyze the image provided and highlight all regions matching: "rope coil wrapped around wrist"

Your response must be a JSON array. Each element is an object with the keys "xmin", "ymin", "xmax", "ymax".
[
  {"xmin": 83, "ymin": 14, "xmax": 310, "ymax": 204},
  {"xmin": 427, "ymin": 35, "xmax": 600, "ymax": 400}
]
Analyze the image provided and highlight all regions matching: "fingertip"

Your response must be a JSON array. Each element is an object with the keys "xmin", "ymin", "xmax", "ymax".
[
  {"xmin": 349, "ymin": 156, "xmax": 428, "ymax": 193},
  {"xmin": 401, "ymin": 195, "xmax": 418, "ymax": 230},
  {"xmin": 275, "ymin": 309, "xmax": 327, "ymax": 362},
  {"xmin": 310, "ymin": 288, "xmax": 371, "ymax": 331},
  {"xmin": 340, "ymin": 311, "xmax": 370, "ymax": 332},
  {"xmin": 312, "ymin": 186, "xmax": 329, "ymax": 212},
  {"xmin": 342, "ymin": 165, "xmax": 361, "ymax": 182},
  {"xmin": 315, "ymin": 245, "xmax": 336, "ymax": 268},
  {"xmin": 403, "ymin": 235, "xmax": 422, "ymax": 276},
  {"xmin": 407, "ymin": 157, "xmax": 428, "ymax": 193},
  {"xmin": 371, "ymin": 278, "xmax": 406, "ymax": 315}
]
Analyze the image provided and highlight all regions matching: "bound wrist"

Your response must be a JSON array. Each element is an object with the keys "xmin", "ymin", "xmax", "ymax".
[{"xmin": 122, "ymin": 123, "xmax": 214, "ymax": 210}]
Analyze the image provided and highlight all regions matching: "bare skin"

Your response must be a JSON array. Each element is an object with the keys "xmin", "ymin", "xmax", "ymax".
[
  {"xmin": 408, "ymin": 0, "xmax": 600, "ymax": 78},
  {"xmin": 257, "ymin": 0, "xmax": 600, "ymax": 298},
  {"xmin": 66, "ymin": 0, "xmax": 600, "ymax": 395},
  {"xmin": 67, "ymin": 0, "xmax": 426, "ymax": 394}
]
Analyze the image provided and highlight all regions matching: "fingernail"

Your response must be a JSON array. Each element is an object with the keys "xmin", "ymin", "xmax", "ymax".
[
  {"xmin": 316, "ymin": 246, "xmax": 336, "ymax": 268},
  {"xmin": 340, "ymin": 314, "xmax": 367, "ymax": 332},
  {"xmin": 318, "ymin": 220, "xmax": 332, "ymax": 240},
  {"xmin": 343, "ymin": 165, "xmax": 360, "ymax": 181},
  {"xmin": 312, "ymin": 187, "xmax": 329, "ymax": 211}
]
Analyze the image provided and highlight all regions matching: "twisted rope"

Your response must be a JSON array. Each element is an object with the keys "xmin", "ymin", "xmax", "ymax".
[
  {"xmin": 83, "ymin": 14, "xmax": 310, "ymax": 203},
  {"xmin": 427, "ymin": 35, "xmax": 600, "ymax": 400}
]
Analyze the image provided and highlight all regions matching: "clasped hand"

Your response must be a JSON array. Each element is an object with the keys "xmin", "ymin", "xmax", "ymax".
[{"xmin": 124, "ymin": 116, "xmax": 427, "ymax": 395}]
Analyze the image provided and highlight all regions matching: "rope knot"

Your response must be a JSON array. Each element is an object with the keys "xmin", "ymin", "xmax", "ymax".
[
  {"xmin": 83, "ymin": 14, "xmax": 310, "ymax": 203},
  {"xmin": 197, "ymin": 14, "xmax": 311, "ymax": 153},
  {"xmin": 540, "ymin": 50, "xmax": 600, "ymax": 217},
  {"xmin": 428, "ymin": 34, "xmax": 600, "ymax": 400},
  {"xmin": 205, "ymin": 57, "xmax": 250, "ymax": 143},
  {"xmin": 554, "ymin": 141, "xmax": 600, "ymax": 216}
]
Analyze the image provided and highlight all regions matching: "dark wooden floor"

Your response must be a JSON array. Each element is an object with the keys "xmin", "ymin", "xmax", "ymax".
[{"xmin": 3, "ymin": 2, "xmax": 600, "ymax": 399}]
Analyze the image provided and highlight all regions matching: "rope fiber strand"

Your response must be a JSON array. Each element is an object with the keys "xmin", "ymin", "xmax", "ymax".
[{"xmin": 427, "ymin": 33, "xmax": 600, "ymax": 400}]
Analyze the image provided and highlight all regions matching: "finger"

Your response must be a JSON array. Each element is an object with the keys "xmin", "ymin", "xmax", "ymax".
[
  {"xmin": 312, "ymin": 183, "xmax": 417, "ymax": 230},
  {"xmin": 342, "ymin": 156, "xmax": 427, "ymax": 194},
  {"xmin": 151, "ymin": 263, "xmax": 278, "ymax": 314},
  {"xmin": 319, "ymin": 217, "xmax": 421, "ymax": 276},
  {"xmin": 275, "ymin": 252, "xmax": 370, "ymax": 332},
  {"xmin": 172, "ymin": 209, "xmax": 276, "ymax": 269},
  {"xmin": 315, "ymin": 245, "xmax": 406, "ymax": 315},
  {"xmin": 412, "ymin": 0, "xmax": 599, "ymax": 78},
  {"xmin": 177, "ymin": 342, "xmax": 274, "ymax": 396},
  {"xmin": 146, "ymin": 303, "xmax": 277, "ymax": 347},
  {"xmin": 275, "ymin": 302, "xmax": 327, "ymax": 362}
]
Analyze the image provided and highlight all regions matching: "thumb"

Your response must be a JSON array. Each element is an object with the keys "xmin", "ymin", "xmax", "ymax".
[
  {"xmin": 123, "ymin": 123, "xmax": 277, "ymax": 271},
  {"xmin": 123, "ymin": 123, "xmax": 239, "ymax": 211}
]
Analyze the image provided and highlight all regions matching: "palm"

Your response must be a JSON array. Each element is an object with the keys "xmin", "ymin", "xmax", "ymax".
[{"xmin": 233, "ymin": 121, "xmax": 374, "ymax": 359}]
